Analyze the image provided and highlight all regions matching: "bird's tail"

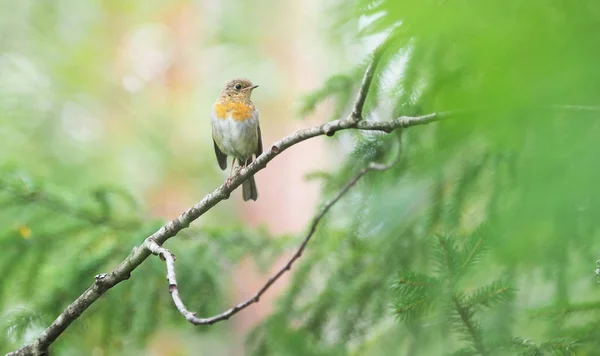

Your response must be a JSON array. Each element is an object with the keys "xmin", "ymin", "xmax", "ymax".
[
  {"xmin": 242, "ymin": 175, "xmax": 258, "ymax": 201},
  {"xmin": 242, "ymin": 158, "xmax": 258, "ymax": 201}
]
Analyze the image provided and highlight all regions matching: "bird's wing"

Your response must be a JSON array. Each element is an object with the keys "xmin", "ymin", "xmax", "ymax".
[
  {"xmin": 255, "ymin": 109, "xmax": 263, "ymax": 157},
  {"xmin": 213, "ymin": 138, "xmax": 227, "ymax": 170},
  {"xmin": 211, "ymin": 110, "xmax": 228, "ymax": 170}
]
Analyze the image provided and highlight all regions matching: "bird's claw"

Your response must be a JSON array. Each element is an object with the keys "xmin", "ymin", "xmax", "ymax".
[{"xmin": 225, "ymin": 165, "xmax": 244, "ymax": 188}]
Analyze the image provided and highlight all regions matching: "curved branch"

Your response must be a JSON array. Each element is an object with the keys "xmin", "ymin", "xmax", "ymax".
[
  {"xmin": 350, "ymin": 41, "xmax": 390, "ymax": 122},
  {"xmin": 6, "ymin": 119, "xmax": 443, "ymax": 355},
  {"xmin": 9, "ymin": 114, "xmax": 445, "ymax": 356},
  {"xmin": 8, "ymin": 97, "xmax": 595, "ymax": 356},
  {"xmin": 147, "ymin": 159, "xmax": 398, "ymax": 325},
  {"xmin": 7, "ymin": 64, "xmax": 444, "ymax": 356}
]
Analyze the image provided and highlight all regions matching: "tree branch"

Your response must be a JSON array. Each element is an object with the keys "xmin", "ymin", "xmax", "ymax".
[
  {"xmin": 350, "ymin": 41, "xmax": 390, "ymax": 122},
  {"xmin": 453, "ymin": 296, "xmax": 487, "ymax": 355},
  {"xmin": 7, "ymin": 57, "xmax": 442, "ymax": 356},
  {"xmin": 147, "ymin": 158, "xmax": 398, "ymax": 325},
  {"xmin": 7, "ymin": 84, "xmax": 596, "ymax": 356},
  {"xmin": 7, "ymin": 119, "xmax": 439, "ymax": 356}
]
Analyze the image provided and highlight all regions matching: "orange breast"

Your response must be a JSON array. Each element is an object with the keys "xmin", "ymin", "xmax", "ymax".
[{"xmin": 214, "ymin": 101, "xmax": 254, "ymax": 122}]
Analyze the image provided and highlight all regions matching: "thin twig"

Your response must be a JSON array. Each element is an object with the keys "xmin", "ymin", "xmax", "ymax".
[
  {"xmin": 350, "ymin": 41, "xmax": 390, "ymax": 122},
  {"xmin": 148, "ymin": 159, "xmax": 398, "ymax": 325}
]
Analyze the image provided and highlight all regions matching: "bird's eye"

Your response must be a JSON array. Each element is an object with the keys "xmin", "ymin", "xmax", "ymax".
[{"xmin": 234, "ymin": 83, "xmax": 242, "ymax": 90}]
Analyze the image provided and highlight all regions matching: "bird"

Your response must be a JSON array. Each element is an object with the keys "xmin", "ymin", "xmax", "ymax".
[{"xmin": 211, "ymin": 78, "xmax": 262, "ymax": 201}]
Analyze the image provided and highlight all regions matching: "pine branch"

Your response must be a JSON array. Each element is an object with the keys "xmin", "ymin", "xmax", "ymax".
[
  {"xmin": 455, "ymin": 236, "xmax": 487, "ymax": 279},
  {"xmin": 464, "ymin": 282, "xmax": 514, "ymax": 309},
  {"xmin": 453, "ymin": 296, "xmax": 487, "ymax": 356},
  {"xmin": 0, "ymin": 176, "xmax": 140, "ymax": 232},
  {"xmin": 392, "ymin": 272, "xmax": 438, "ymax": 321},
  {"xmin": 457, "ymin": 238, "xmax": 484, "ymax": 276},
  {"xmin": 511, "ymin": 337, "xmax": 578, "ymax": 355},
  {"xmin": 531, "ymin": 301, "xmax": 600, "ymax": 318},
  {"xmin": 436, "ymin": 235, "xmax": 458, "ymax": 276},
  {"xmin": 147, "ymin": 159, "xmax": 397, "ymax": 325}
]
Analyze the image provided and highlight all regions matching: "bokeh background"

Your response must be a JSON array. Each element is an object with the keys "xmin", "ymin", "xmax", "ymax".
[
  {"xmin": 3, "ymin": 1, "xmax": 600, "ymax": 356},
  {"xmin": 0, "ymin": 0, "xmax": 362, "ymax": 354}
]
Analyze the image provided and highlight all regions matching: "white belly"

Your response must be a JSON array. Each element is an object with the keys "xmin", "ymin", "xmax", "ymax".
[{"xmin": 211, "ymin": 115, "xmax": 259, "ymax": 161}]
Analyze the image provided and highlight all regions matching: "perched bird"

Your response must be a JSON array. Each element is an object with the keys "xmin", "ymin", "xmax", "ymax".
[{"xmin": 211, "ymin": 78, "xmax": 263, "ymax": 201}]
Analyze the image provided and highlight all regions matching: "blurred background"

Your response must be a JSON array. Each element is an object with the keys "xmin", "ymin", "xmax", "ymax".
[
  {"xmin": 3, "ymin": 1, "xmax": 600, "ymax": 355},
  {"xmin": 0, "ymin": 0, "xmax": 362, "ymax": 354}
]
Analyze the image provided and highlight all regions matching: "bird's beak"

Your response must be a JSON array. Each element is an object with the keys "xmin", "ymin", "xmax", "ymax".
[{"xmin": 249, "ymin": 85, "xmax": 259, "ymax": 90}]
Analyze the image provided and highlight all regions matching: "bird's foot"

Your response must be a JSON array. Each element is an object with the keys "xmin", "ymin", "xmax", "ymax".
[{"xmin": 225, "ymin": 176, "xmax": 233, "ymax": 188}]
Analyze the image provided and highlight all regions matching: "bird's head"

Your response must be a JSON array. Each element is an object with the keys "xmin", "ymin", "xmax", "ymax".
[{"xmin": 221, "ymin": 78, "xmax": 258, "ymax": 101}]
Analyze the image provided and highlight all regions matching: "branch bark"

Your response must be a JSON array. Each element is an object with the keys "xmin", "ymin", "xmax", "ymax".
[
  {"xmin": 7, "ymin": 82, "xmax": 596, "ymax": 356},
  {"xmin": 7, "ymin": 117, "xmax": 444, "ymax": 356},
  {"xmin": 7, "ymin": 57, "xmax": 444, "ymax": 356},
  {"xmin": 147, "ymin": 158, "xmax": 398, "ymax": 325},
  {"xmin": 350, "ymin": 41, "xmax": 389, "ymax": 122}
]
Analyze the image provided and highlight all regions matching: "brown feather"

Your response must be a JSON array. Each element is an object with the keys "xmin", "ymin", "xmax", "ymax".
[{"xmin": 213, "ymin": 139, "xmax": 227, "ymax": 170}]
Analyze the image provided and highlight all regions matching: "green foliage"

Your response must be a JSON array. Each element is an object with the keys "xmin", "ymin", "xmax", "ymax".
[
  {"xmin": 297, "ymin": 73, "xmax": 357, "ymax": 121},
  {"xmin": 249, "ymin": 1, "xmax": 600, "ymax": 355},
  {"xmin": 394, "ymin": 235, "xmax": 516, "ymax": 355},
  {"xmin": 3, "ymin": 0, "xmax": 600, "ymax": 355},
  {"xmin": 0, "ymin": 168, "xmax": 278, "ymax": 354},
  {"xmin": 0, "ymin": 2, "xmax": 287, "ymax": 354}
]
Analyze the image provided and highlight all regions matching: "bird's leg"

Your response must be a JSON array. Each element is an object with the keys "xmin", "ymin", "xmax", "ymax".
[
  {"xmin": 229, "ymin": 157, "xmax": 237, "ymax": 177},
  {"xmin": 234, "ymin": 157, "xmax": 248, "ymax": 176},
  {"xmin": 225, "ymin": 158, "xmax": 237, "ymax": 187},
  {"xmin": 238, "ymin": 158, "xmax": 251, "ymax": 175}
]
